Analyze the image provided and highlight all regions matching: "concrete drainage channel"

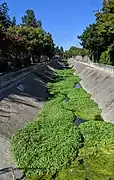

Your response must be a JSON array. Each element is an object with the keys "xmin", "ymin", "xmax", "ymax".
[
  {"xmin": 65, "ymin": 83, "xmax": 85, "ymax": 126},
  {"xmin": 0, "ymin": 61, "xmax": 59, "ymax": 180},
  {"xmin": 0, "ymin": 60, "xmax": 88, "ymax": 179},
  {"xmin": 69, "ymin": 58, "xmax": 114, "ymax": 124}
]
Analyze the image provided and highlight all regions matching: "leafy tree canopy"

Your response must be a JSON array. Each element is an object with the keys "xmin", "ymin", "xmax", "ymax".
[
  {"xmin": 21, "ymin": 9, "xmax": 42, "ymax": 28},
  {"xmin": 0, "ymin": 2, "xmax": 11, "ymax": 30},
  {"xmin": 64, "ymin": 46, "xmax": 88, "ymax": 59},
  {"xmin": 78, "ymin": 0, "xmax": 114, "ymax": 65},
  {"xmin": 12, "ymin": 16, "xmax": 16, "ymax": 26},
  {"xmin": 0, "ymin": 2, "xmax": 55, "ymax": 71}
]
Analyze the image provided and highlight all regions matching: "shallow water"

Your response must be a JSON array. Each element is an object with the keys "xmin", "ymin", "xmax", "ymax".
[
  {"xmin": 74, "ymin": 83, "xmax": 81, "ymax": 89},
  {"xmin": 73, "ymin": 117, "xmax": 85, "ymax": 126},
  {"xmin": 65, "ymin": 97, "xmax": 70, "ymax": 102}
]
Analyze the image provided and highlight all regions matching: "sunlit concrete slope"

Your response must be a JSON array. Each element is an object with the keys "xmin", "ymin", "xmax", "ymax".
[{"xmin": 69, "ymin": 59, "xmax": 114, "ymax": 124}]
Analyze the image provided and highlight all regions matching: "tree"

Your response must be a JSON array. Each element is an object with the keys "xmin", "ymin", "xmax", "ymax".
[
  {"xmin": 54, "ymin": 46, "xmax": 64, "ymax": 58},
  {"xmin": 78, "ymin": 0, "xmax": 114, "ymax": 64},
  {"xmin": 99, "ymin": 48, "xmax": 111, "ymax": 65},
  {"xmin": 22, "ymin": 9, "xmax": 36, "ymax": 27},
  {"xmin": 60, "ymin": 46, "xmax": 64, "ymax": 58},
  {"xmin": 8, "ymin": 25, "xmax": 54, "ymax": 62},
  {"xmin": 78, "ymin": 24, "xmax": 105, "ymax": 61},
  {"xmin": 54, "ymin": 46, "xmax": 60, "ymax": 55},
  {"xmin": 37, "ymin": 20, "xmax": 42, "ymax": 28},
  {"xmin": 43, "ymin": 32, "xmax": 55, "ymax": 58},
  {"xmin": 21, "ymin": 9, "xmax": 42, "ymax": 28},
  {"xmin": 0, "ymin": 2, "xmax": 55, "ymax": 72},
  {"xmin": 95, "ymin": 0, "xmax": 114, "ymax": 64},
  {"xmin": 64, "ymin": 46, "xmax": 88, "ymax": 59},
  {"xmin": 0, "ymin": 2, "xmax": 11, "ymax": 30},
  {"xmin": 12, "ymin": 16, "xmax": 16, "ymax": 26}
]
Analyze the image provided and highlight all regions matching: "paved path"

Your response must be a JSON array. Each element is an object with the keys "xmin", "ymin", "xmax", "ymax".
[{"xmin": 0, "ymin": 71, "xmax": 48, "ymax": 179}]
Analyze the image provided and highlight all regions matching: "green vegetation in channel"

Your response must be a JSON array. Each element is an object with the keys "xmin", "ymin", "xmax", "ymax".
[
  {"xmin": 11, "ymin": 68, "xmax": 114, "ymax": 179},
  {"xmin": 11, "ymin": 69, "xmax": 83, "ymax": 177},
  {"xmin": 56, "ymin": 121, "xmax": 114, "ymax": 180},
  {"xmin": 48, "ymin": 69, "xmax": 101, "ymax": 121}
]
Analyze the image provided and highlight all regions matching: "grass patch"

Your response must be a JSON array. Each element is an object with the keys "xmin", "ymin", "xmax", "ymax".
[{"xmin": 11, "ymin": 68, "xmax": 114, "ymax": 179}]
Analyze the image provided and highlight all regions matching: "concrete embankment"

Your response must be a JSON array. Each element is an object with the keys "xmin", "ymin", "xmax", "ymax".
[
  {"xmin": 69, "ymin": 58, "xmax": 114, "ymax": 123},
  {"xmin": 0, "ymin": 59, "xmax": 62, "ymax": 180}
]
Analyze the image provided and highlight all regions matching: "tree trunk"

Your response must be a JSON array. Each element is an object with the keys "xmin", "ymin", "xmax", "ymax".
[{"xmin": 30, "ymin": 54, "xmax": 33, "ymax": 65}]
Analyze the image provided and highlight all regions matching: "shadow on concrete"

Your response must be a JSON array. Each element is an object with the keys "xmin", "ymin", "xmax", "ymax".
[
  {"xmin": 0, "ymin": 60, "xmax": 64, "ymax": 100},
  {"xmin": 7, "ymin": 96, "xmax": 37, "ymax": 108},
  {"xmin": 0, "ymin": 108, "xmax": 18, "ymax": 119},
  {"xmin": 0, "ymin": 59, "xmax": 68, "ymax": 180},
  {"xmin": 0, "ymin": 167, "xmax": 25, "ymax": 180},
  {"xmin": 12, "ymin": 59, "xmax": 67, "ymax": 101},
  {"xmin": 0, "ymin": 59, "xmax": 67, "ymax": 138}
]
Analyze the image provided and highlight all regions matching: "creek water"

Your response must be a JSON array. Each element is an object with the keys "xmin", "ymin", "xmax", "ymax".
[{"xmin": 73, "ymin": 117, "xmax": 85, "ymax": 126}]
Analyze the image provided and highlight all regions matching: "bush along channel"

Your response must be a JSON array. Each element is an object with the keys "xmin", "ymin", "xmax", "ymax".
[{"xmin": 11, "ymin": 68, "xmax": 114, "ymax": 180}]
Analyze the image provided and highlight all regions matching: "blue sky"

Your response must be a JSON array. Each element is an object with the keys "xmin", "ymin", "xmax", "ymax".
[{"xmin": 2, "ymin": 0, "xmax": 102, "ymax": 49}]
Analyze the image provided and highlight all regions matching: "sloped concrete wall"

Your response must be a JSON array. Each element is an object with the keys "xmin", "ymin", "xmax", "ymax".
[
  {"xmin": 0, "ymin": 61, "xmax": 51, "ymax": 90},
  {"xmin": 69, "ymin": 58, "xmax": 114, "ymax": 123},
  {"xmin": 73, "ymin": 56, "xmax": 114, "ymax": 75}
]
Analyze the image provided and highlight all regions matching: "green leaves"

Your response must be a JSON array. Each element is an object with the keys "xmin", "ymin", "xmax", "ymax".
[
  {"xmin": 78, "ymin": 0, "xmax": 114, "ymax": 64},
  {"xmin": 80, "ymin": 121, "xmax": 114, "ymax": 146},
  {"xmin": 11, "ymin": 69, "xmax": 114, "ymax": 179},
  {"xmin": 12, "ymin": 106, "xmax": 82, "ymax": 176},
  {"xmin": 49, "ymin": 69, "xmax": 101, "ymax": 121},
  {"xmin": 11, "ymin": 69, "xmax": 83, "ymax": 177},
  {"xmin": 21, "ymin": 9, "xmax": 41, "ymax": 28},
  {"xmin": 99, "ymin": 49, "xmax": 112, "ymax": 65},
  {"xmin": 64, "ymin": 47, "xmax": 88, "ymax": 59},
  {"xmin": 0, "ymin": 2, "xmax": 55, "ymax": 71},
  {"xmin": 0, "ymin": 2, "xmax": 11, "ymax": 30}
]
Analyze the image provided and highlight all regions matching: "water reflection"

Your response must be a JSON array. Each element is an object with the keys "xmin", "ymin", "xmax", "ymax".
[
  {"xmin": 73, "ymin": 116, "xmax": 85, "ymax": 126},
  {"xmin": 74, "ymin": 83, "xmax": 81, "ymax": 89}
]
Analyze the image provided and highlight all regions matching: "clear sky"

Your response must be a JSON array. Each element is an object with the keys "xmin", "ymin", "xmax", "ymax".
[{"xmin": 2, "ymin": 0, "xmax": 103, "ymax": 50}]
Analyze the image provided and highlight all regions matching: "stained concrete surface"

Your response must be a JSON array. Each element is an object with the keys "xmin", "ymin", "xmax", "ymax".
[
  {"xmin": 0, "ymin": 59, "xmax": 64, "ymax": 180},
  {"xmin": 69, "ymin": 59, "xmax": 114, "ymax": 123},
  {"xmin": 0, "ymin": 72, "xmax": 48, "ymax": 180}
]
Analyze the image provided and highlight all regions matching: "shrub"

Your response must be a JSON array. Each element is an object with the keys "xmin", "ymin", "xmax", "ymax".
[{"xmin": 99, "ymin": 50, "xmax": 112, "ymax": 65}]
